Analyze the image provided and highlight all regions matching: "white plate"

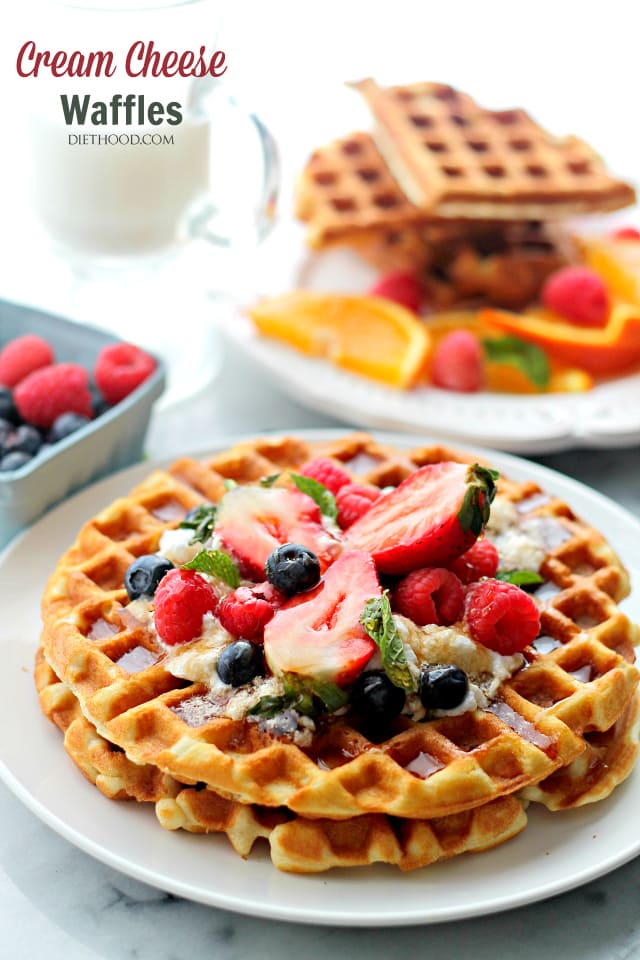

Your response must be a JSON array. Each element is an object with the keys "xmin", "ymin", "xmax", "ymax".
[
  {"xmin": 1, "ymin": 430, "xmax": 639, "ymax": 927},
  {"xmin": 224, "ymin": 221, "xmax": 640, "ymax": 454}
]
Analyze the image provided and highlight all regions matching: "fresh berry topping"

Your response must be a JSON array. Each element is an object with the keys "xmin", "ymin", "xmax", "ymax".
[
  {"xmin": 3, "ymin": 424, "xmax": 42, "ymax": 457},
  {"xmin": 348, "ymin": 461, "xmax": 497, "ymax": 575},
  {"xmin": 153, "ymin": 568, "xmax": 219, "ymax": 646},
  {"xmin": 431, "ymin": 330, "xmax": 484, "ymax": 392},
  {"xmin": 47, "ymin": 412, "xmax": 92, "ymax": 443},
  {"xmin": 218, "ymin": 583, "xmax": 282, "ymax": 641},
  {"xmin": 419, "ymin": 664, "xmax": 468, "ymax": 711},
  {"xmin": 265, "ymin": 542, "xmax": 321, "ymax": 595},
  {"xmin": 464, "ymin": 579, "xmax": 540, "ymax": 654},
  {"xmin": 449, "ymin": 538, "xmax": 499, "ymax": 584},
  {"xmin": 610, "ymin": 226, "xmax": 640, "ymax": 241},
  {"xmin": 369, "ymin": 270, "xmax": 422, "ymax": 313},
  {"xmin": 298, "ymin": 457, "xmax": 352, "ymax": 495},
  {"xmin": 336, "ymin": 482, "xmax": 381, "ymax": 529},
  {"xmin": 393, "ymin": 567, "xmax": 464, "ymax": 626},
  {"xmin": 0, "ymin": 387, "xmax": 20, "ymax": 425},
  {"xmin": 542, "ymin": 266, "xmax": 609, "ymax": 328},
  {"xmin": 14, "ymin": 364, "xmax": 93, "ymax": 429},
  {"xmin": 124, "ymin": 554, "xmax": 174, "ymax": 601},
  {"xmin": 264, "ymin": 550, "xmax": 380, "ymax": 685},
  {"xmin": 0, "ymin": 450, "xmax": 32, "ymax": 471},
  {"xmin": 351, "ymin": 670, "xmax": 405, "ymax": 728},
  {"xmin": 216, "ymin": 640, "xmax": 264, "ymax": 687},
  {"xmin": 94, "ymin": 342, "xmax": 156, "ymax": 405},
  {"xmin": 215, "ymin": 484, "xmax": 341, "ymax": 580},
  {"xmin": 0, "ymin": 335, "xmax": 54, "ymax": 388},
  {"xmin": 0, "ymin": 418, "xmax": 12, "ymax": 446}
]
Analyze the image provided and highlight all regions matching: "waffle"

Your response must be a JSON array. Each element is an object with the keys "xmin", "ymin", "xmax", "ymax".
[
  {"xmin": 352, "ymin": 79, "xmax": 635, "ymax": 221},
  {"xmin": 35, "ymin": 647, "xmax": 529, "ymax": 871},
  {"xmin": 40, "ymin": 433, "xmax": 639, "ymax": 825}
]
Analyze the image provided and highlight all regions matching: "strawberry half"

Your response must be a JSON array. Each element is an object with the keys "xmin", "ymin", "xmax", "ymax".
[
  {"xmin": 215, "ymin": 484, "xmax": 341, "ymax": 580},
  {"xmin": 347, "ymin": 462, "xmax": 497, "ymax": 575},
  {"xmin": 264, "ymin": 550, "xmax": 380, "ymax": 685}
]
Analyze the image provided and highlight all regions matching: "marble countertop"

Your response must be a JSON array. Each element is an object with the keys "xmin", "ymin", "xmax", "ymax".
[{"xmin": 3, "ymin": 341, "xmax": 640, "ymax": 960}]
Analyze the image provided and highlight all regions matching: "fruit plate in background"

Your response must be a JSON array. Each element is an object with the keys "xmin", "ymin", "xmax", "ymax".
[
  {"xmin": 2, "ymin": 429, "xmax": 640, "ymax": 927},
  {"xmin": 222, "ymin": 221, "xmax": 640, "ymax": 454}
]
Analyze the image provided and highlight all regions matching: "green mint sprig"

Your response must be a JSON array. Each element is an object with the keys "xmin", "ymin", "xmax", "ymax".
[
  {"xmin": 495, "ymin": 570, "xmax": 544, "ymax": 589},
  {"xmin": 360, "ymin": 593, "xmax": 416, "ymax": 692},
  {"xmin": 483, "ymin": 335, "xmax": 550, "ymax": 389},
  {"xmin": 182, "ymin": 549, "xmax": 240, "ymax": 588},
  {"xmin": 179, "ymin": 504, "xmax": 217, "ymax": 545},
  {"xmin": 248, "ymin": 673, "xmax": 349, "ymax": 719},
  {"xmin": 290, "ymin": 473, "xmax": 338, "ymax": 523}
]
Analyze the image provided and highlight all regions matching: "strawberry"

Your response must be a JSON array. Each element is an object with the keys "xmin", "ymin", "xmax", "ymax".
[
  {"xmin": 369, "ymin": 270, "xmax": 422, "ymax": 313},
  {"xmin": 541, "ymin": 266, "xmax": 609, "ymax": 328},
  {"xmin": 430, "ymin": 330, "xmax": 484, "ymax": 392},
  {"xmin": 347, "ymin": 461, "xmax": 497, "ymax": 575},
  {"xmin": 215, "ymin": 484, "xmax": 342, "ymax": 581},
  {"xmin": 264, "ymin": 550, "xmax": 380, "ymax": 685}
]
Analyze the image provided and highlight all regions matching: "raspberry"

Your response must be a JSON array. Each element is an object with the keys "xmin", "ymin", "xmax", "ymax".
[
  {"xmin": 369, "ymin": 270, "xmax": 423, "ymax": 313},
  {"xmin": 336, "ymin": 482, "xmax": 381, "ymax": 529},
  {"xmin": 393, "ymin": 567, "xmax": 464, "ymax": 626},
  {"xmin": 430, "ymin": 330, "xmax": 484, "ymax": 392},
  {"xmin": 153, "ymin": 569, "xmax": 219, "ymax": 646},
  {"xmin": 464, "ymin": 579, "xmax": 540, "ymax": 654},
  {"xmin": 298, "ymin": 457, "xmax": 352, "ymax": 495},
  {"xmin": 14, "ymin": 364, "xmax": 93, "ymax": 429},
  {"xmin": 541, "ymin": 266, "xmax": 609, "ymax": 328},
  {"xmin": 218, "ymin": 582, "xmax": 283, "ymax": 642},
  {"xmin": 449, "ymin": 539, "xmax": 499, "ymax": 584},
  {"xmin": 0, "ymin": 334, "xmax": 54, "ymax": 387},
  {"xmin": 94, "ymin": 342, "xmax": 156, "ymax": 405},
  {"xmin": 610, "ymin": 226, "xmax": 640, "ymax": 241}
]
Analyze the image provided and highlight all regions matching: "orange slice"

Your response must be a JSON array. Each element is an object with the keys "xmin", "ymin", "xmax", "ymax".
[
  {"xmin": 579, "ymin": 237, "xmax": 640, "ymax": 304},
  {"xmin": 481, "ymin": 305, "xmax": 640, "ymax": 377},
  {"xmin": 249, "ymin": 293, "xmax": 430, "ymax": 389}
]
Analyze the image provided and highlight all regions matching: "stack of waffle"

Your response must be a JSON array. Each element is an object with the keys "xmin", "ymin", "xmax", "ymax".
[
  {"xmin": 296, "ymin": 81, "xmax": 635, "ymax": 307},
  {"xmin": 37, "ymin": 434, "xmax": 640, "ymax": 872}
]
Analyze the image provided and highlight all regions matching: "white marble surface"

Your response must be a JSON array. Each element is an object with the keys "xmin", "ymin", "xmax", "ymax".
[{"xmin": 2, "ymin": 340, "xmax": 640, "ymax": 958}]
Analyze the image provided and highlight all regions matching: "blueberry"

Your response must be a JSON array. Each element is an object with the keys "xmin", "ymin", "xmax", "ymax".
[
  {"xmin": 124, "ymin": 554, "xmax": 174, "ymax": 600},
  {"xmin": 419, "ymin": 665, "xmax": 468, "ymax": 711},
  {"xmin": 47, "ymin": 412, "xmax": 91, "ymax": 443},
  {"xmin": 265, "ymin": 542, "xmax": 321, "ymax": 595},
  {"xmin": 90, "ymin": 385, "xmax": 110, "ymax": 418},
  {"xmin": 0, "ymin": 418, "xmax": 13, "ymax": 450},
  {"xmin": 217, "ymin": 640, "xmax": 264, "ymax": 687},
  {"xmin": 0, "ymin": 450, "xmax": 33, "ymax": 471},
  {"xmin": 351, "ymin": 670, "xmax": 405, "ymax": 727},
  {"xmin": 0, "ymin": 388, "xmax": 20, "ymax": 425},
  {"xmin": 4, "ymin": 424, "xmax": 42, "ymax": 456}
]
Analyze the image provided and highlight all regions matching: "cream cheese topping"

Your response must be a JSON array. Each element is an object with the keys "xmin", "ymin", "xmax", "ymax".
[{"xmin": 486, "ymin": 496, "xmax": 546, "ymax": 573}]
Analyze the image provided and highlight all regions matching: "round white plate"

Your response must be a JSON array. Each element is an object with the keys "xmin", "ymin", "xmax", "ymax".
[
  {"xmin": 1, "ymin": 430, "xmax": 639, "ymax": 927},
  {"xmin": 224, "ymin": 221, "xmax": 640, "ymax": 454}
]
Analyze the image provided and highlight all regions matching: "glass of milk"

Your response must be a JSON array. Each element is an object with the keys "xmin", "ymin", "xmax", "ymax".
[{"xmin": 26, "ymin": 0, "xmax": 279, "ymax": 260}]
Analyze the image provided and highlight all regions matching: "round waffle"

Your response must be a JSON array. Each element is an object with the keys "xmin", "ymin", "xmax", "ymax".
[{"xmin": 40, "ymin": 433, "xmax": 640, "ymax": 822}]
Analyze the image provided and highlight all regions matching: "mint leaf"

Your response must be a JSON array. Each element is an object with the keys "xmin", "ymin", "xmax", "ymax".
[
  {"xmin": 496, "ymin": 570, "xmax": 544, "ymax": 588},
  {"xmin": 309, "ymin": 679, "xmax": 349, "ymax": 713},
  {"xmin": 259, "ymin": 473, "xmax": 281, "ymax": 488},
  {"xmin": 248, "ymin": 695, "xmax": 290, "ymax": 718},
  {"xmin": 179, "ymin": 504, "xmax": 217, "ymax": 545},
  {"xmin": 483, "ymin": 336, "xmax": 550, "ymax": 389},
  {"xmin": 361, "ymin": 593, "xmax": 416, "ymax": 692},
  {"xmin": 223, "ymin": 478, "xmax": 238, "ymax": 491},
  {"xmin": 290, "ymin": 473, "xmax": 338, "ymax": 522},
  {"xmin": 183, "ymin": 549, "xmax": 240, "ymax": 588},
  {"xmin": 248, "ymin": 673, "xmax": 348, "ymax": 719}
]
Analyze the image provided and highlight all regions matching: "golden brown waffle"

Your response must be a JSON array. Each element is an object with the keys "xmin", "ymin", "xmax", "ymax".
[
  {"xmin": 40, "ymin": 434, "xmax": 639, "ymax": 824},
  {"xmin": 35, "ymin": 646, "xmax": 529, "ymax": 872},
  {"xmin": 352, "ymin": 79, "xmax": 635, "ymax": 220}
]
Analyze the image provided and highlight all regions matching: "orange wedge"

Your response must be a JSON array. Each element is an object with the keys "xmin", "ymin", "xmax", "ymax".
[
  {"xmin": 249, "ymin": 293, "xmax": 430, "ymax": 389},
  {"xmin": 579, "ymin": 237, "xmax": 640, "ymax": 304},
  {"xmin": 481, "ymin": 305, "xmax": 640, "ymax": 377}
]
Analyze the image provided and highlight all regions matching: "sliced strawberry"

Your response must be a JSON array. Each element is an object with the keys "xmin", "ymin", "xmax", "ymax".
[
  {"xmin": 347, "ymin": 461, "xmax": 497, "ymax": 575},
  {"xmin": 215, "ymin": 484, "xmax": 342, "ymax": 580},
  {"xmin": 264, "ymin": 550, "xmax": 380, "ymax": 685}
]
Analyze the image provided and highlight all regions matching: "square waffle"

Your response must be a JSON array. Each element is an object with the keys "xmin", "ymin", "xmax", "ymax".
[
  {"xmin": 351, "ymin": 79, "xmax": 635, "ymax": 220},
  {"xmin": 39, "ymin": 434, "xmax": 639, "ymax": 834}
]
